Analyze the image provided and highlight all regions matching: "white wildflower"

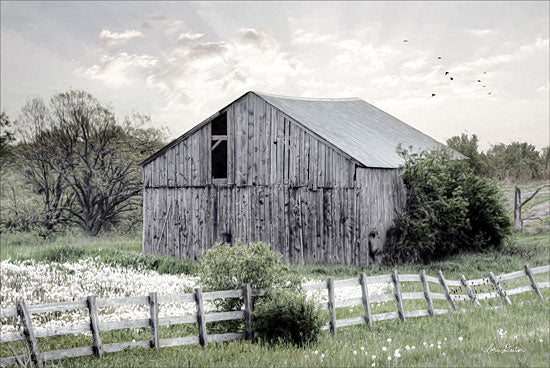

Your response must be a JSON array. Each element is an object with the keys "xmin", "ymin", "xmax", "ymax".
[
  {"xmin": 382, "ymin": 346, "xmax": 387, "ymax": 352},
  {"xmin": 458, "ymin": 336, "xmax": 463, "ymax": 341},
  {"xmin": 405, "ymin": 345, "xmax": 410, "ymax": 351}
]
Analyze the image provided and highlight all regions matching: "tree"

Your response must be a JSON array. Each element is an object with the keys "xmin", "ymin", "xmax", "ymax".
[
  {"xmin": 485, "ymin": 142, "xmax": 542, "ymax": 181},
  {"xmin": 15, "ymin": 90, "xmax": 166, "ymax": 236},
  {"xmin": 446, "ymin": 133, "xmax": 486, "ymax": 175},
  {"xmin": 384, "ymin": 148, "xmax": 511, "ymax": 264},
  {"xmin": 0, "ymin": 112, "xmax": 16, "ymax": 173}
]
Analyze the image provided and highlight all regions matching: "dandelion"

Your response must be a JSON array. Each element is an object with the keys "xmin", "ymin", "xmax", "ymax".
[
  {"xmin": 394, "ymin": 349, "xmax": 401, "ymax": 358},
  {"xmin": 458, "ymin": 336, "xmax": 463, "ymax": 342},
  {"xmin": 437, "ymin": 345, "xmax": 441, "ymax": 349},
  {"xmin": 411, "ymin": 346, "xmax": 416, "ymax": 350},
  {"xmin": 361, "ymin": 346, "xmax": 365, "ymax": 351},
  {"xmin": 382, "ymin": 346, "xmax": 387, "ymax": 352},
  {"xmin": 405, "ymin": 345, "xmax": 410, "ymax": 351},
  {"xmin": 321, "ymin": 353, "xmax": 325, "ymax": 359},
  {"xmin": 423, "ymin": 341, "xmax": 427, "ymax": 346},
  {"xmin": 387, "ymin": 338, "xmax": 392, "ymax": 343},
  {"xmin": 540, "ymin": 338, "xmax": 543, "ymax": 343},
  {"xmin": 372, "ymin": 355, "xmax": 376, "ymax": 360},
  {"xmin": 387, "ymin": 356, "xmax": 392, "ymax": 361},
  {"xmin": 442, "ymin": 352, "xmax": 446, "ymax": 356},
  {"xmin": 353, "ymin": 351, "xmax": 357, "ymax": 355},
  {"xmin": 371, "ymin": 363, "xmax": 376, "ymax": 367},
  {"xmin": 444, "ymin": 337, "xmax": 447, "ymax": 341},
  {"xmin": 430, "ymin": 343, "xmax": 434, "ymax": 348},
  {"xmin": 314, "ymin": 350, "xmax": 318, "ymax": 355}
]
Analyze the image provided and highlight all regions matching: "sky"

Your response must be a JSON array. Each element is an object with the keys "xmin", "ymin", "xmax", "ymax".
[{"xmin": 1, "ymin": 1, "xmax": 549, "ymax": 151}]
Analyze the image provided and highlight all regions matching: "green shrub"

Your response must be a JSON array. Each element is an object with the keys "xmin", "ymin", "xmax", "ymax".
[
  {"xmin": 199, "ymin": 240, "xmax": 295, "ymax": 293},
  {"xmin": 384, "ymin": 148, "xmax": 511, "ymax": 264},
  {"xmin": 254, "ymin": 289, "xmax": 326, "ymax": 346}
]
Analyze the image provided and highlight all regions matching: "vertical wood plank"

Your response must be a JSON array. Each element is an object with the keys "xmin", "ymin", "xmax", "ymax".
[
  {"xmin": 242, "ymin": 284, "xmax": 254, "ymax": 342},
  {"xmin": 327, "ymin": 278, "xmax": 337, "ymax": 336},
  {"xmin": 488, "ymin": 271, "xmax": 511, "ymax": 305},
  {"xmin": 392, "ymin": 270, "xmax": 406, "ymax": 322},
  {"xmin": 16, "ymin": 301, "xmax": 42, "ymax": 367},
  {"xmin": 149, "ymin": 292, "xmax": 160, "ymax": 350},
  {"xmin": 194, "ymin": 288, "xmax": 208, "ymax": 348},
  {"xmin": 525, "ymin": 265, "xmax": 544, "ymax": 300},
  {"xmin": 359, "ymin": 273, "xmax": 372, "ymax": 326},
  {"xmin": 420, "ymin": 270, "xmax": 434, "ymax": 317},
  {"xmin": 87, "ymin": 296, "xmax": 103, "ymax": 358},
  {"xmin": 437, "ymin": 270, "xmax": 457, "ymax": 311},
  {"xmin": 461, "ymin": 275, "xmax": 482, "ymax": 307}
]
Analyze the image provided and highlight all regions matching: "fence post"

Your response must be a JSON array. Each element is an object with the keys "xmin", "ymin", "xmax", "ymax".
[
  {"xmin": 460, "ymin": 275, "xmax": 481, "ymax": 307},
  {"xmin": 327, "ymin": 278, "xmax": 337, "ymax": 336},
  {"xmin": 149, "ymin": 292, "xmax": 160, "ymax": 350},
  {"xmin": 359, "ymin": 273, "xmax": 372, "ymax": 326},
  {"xmin": 16, "ymin": 301, "xmax": 42, "ymax": 367},
  {"xmin": 420, "ymin": 270, "xmax": 434, "ymax": 317},
  {"xmin": 194, "ymin": 288, "xmax": 208, "ymax": 348},
  {"xmin": 488, "ymin": 272, "xmax": 511, "ymax": 305},
  {"xmin": 437, "ymin": 270, "xmax": 456, "ymax": 311},
  {"xmin": 392, "ymin": 270, "xmax": 406, "ymax": 322},
  {"xmin": 525, "ymin": 265, "xmax": 544, "ymax": 300},
  {"xmin": 87, "ymin": 296, "xmax": 103, "ymax": 358},
  {"xmin": 242, "ymin": 284, "xmax": 254, "ymax": 342}
]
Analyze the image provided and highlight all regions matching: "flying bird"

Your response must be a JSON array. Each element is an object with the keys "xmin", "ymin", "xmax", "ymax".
[
  {"xmin": 437, "ymin": 56, "xmax": 442, "ymax": 59},
  {"xmin": 477, "ymin": 80, "xmax": 482, "ymax": 82},
  {"xmin": 403, "ymin": 39, "xmax": 408, "ymax": 42},
  {"xmin": 488, "ymin": 92, "xmax": 492, "ymax": 95},
  {"xmin": 483, "ymin": 71, "xmax": 487, "ymax": 74},
  {"xmin": 445, "ymin": 71, "xmax": 449, "ymax": 76},
  {"xmin": 482, "ymin": 85, "xmax": 486, "ymax": 88},
  {"xmin": 431, "ymin": 93, "xmax": 436, "ymax": 97},
  {"xmin": 450, "ymin": 77, "xmax": 454, "ymax": 81}
]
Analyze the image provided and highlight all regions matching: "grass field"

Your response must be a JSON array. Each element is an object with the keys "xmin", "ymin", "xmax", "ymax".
[{"xmin": 1, "ymin": 230, "xmax": 549, "ymax": 367}]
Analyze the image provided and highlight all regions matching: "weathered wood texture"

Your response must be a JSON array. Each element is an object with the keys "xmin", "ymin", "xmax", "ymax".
[{"xmin": 142, "ymin": 93, "xmax": 406, "ymax": 266}]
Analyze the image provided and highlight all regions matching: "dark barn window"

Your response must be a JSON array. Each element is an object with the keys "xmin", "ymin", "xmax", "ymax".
[{"xmin": 211, "ymin": 112, "xmax": 228, "ymax": 180}]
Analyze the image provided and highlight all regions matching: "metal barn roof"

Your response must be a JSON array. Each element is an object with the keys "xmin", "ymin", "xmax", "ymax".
[{"xmin": 254, "ymin": 92, "xmax": 448, "ymax": 168}]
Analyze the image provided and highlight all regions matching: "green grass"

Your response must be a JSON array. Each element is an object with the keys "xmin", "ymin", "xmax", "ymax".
[
  {"xmin": 2, "ymin": 290, "xmax": 549, "ymax": 367},
  {"xmin": 1, "ymin": 219, "xmax": 549, "ymax": 366}
]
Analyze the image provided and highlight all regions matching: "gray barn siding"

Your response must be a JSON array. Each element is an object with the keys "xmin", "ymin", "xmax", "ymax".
[{"xmin": 143, "ymin": 93, "xmax": 405, "ymax": 266}]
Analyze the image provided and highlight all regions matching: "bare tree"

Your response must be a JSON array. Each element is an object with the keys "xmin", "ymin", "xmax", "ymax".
[
  {"xmin": 17, "ymin": 98, "xmax": 73, "ymax": 235},
  {"xmin": 514, "ymin": 184, "xmax": 550, "ymax": 232},
  {"xmin": 15, "ymin": 90, "xmax": 165, "ymax": 236}
]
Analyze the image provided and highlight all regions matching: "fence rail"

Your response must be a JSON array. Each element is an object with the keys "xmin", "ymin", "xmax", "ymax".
[
  {"xmin": 1, "ymin": 264, "xmax": 548, "ymax": 367},
  {"xmin": 301, "ymin": 264, "xmax": 549, "ymax": 334}
]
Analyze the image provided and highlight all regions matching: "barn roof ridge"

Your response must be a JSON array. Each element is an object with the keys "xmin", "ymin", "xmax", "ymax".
[{"xmin": 251, "ymin": 91, "xmax": 361, "ymax": 102}]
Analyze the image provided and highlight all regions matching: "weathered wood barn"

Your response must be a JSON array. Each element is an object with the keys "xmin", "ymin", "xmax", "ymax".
[{"xmin": 141, "ymin": 91, "xmax": 448, "ymax": 266}]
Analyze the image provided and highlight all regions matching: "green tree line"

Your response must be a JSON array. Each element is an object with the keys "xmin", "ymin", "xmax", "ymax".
[
  {"xmin": 0, "ymin": 90, "xmax": 167, "ymax": 237},
  {"xmin": 446, "ymin": 133, "xmax": 549, "ymax": 181}
]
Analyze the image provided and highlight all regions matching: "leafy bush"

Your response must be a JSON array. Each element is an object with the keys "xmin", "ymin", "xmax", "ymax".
[
  {"xmin": 254, "ymin": 289, "xmax": 326, "ymax": 346},
  {"xmin": 384, "ymin": 148, "xmax": 511, "ymax": 264},
  {"xmin": 199, "ymin": 240, "xmax": 295, "ymax": 293},
  {"xmin": 199, "ymin": 241, "xmax": 298, "ymax": 334}
]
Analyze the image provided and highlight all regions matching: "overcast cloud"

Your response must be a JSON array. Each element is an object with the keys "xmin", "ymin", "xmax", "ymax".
[{"xmin": 1, "ymin": 1, "xmax": 548, "ymax": 150}]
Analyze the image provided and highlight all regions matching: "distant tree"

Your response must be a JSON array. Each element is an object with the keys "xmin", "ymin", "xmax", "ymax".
[
  {"xmin": 446, "ymin": 133, "xmax": 486, "ymax": 175},
  {"xmin": 0, "ymin": 112, "xmax": 16, "ymax": 173},
  {"xmin": 542, "ymin": 146, "xmax": 550, "ymax": 178},
  {"xmin": 15, "ymin": 90, "xmax": 166, "ymax": 236},
  {"xmin": 485, "ymin": 142, "xmax": 542, "ymax": 181}
]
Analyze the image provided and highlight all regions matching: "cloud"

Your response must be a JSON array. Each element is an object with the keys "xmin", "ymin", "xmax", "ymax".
[
  {"xmin": 177, "ymin": 32, "xmax": 204, "ymax": 42},
  {"xmin": 98, "ymin": 29, "xmax": 144, "ymax": 48},
  {"xmin": 466, "ymin": 28, "xmax": 493, "ymax": 37},
  {"xmin": 75, "ymin": 53, "xmax": 158, "ymax": 88}
]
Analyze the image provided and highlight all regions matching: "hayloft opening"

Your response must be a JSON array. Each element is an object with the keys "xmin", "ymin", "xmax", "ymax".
[{"xmin": 211, "ymin": 112, "xmax": 228, "ymax": 180}]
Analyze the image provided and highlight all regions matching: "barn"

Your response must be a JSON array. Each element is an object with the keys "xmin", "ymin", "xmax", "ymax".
[{"xmin": 141, "ymin": 91, "xmax": 448, "ymax": 266}]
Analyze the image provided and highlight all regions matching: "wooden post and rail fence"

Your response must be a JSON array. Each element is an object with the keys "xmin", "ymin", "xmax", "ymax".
[{"xmin": 1, "ymin": 264, "xmax": 548, "ymax": 367}]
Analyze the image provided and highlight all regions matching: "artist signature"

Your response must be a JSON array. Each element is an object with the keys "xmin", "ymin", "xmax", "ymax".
[{"xmin": 485, "ymin": 344, "xmax": 525, "ymax": 354}]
